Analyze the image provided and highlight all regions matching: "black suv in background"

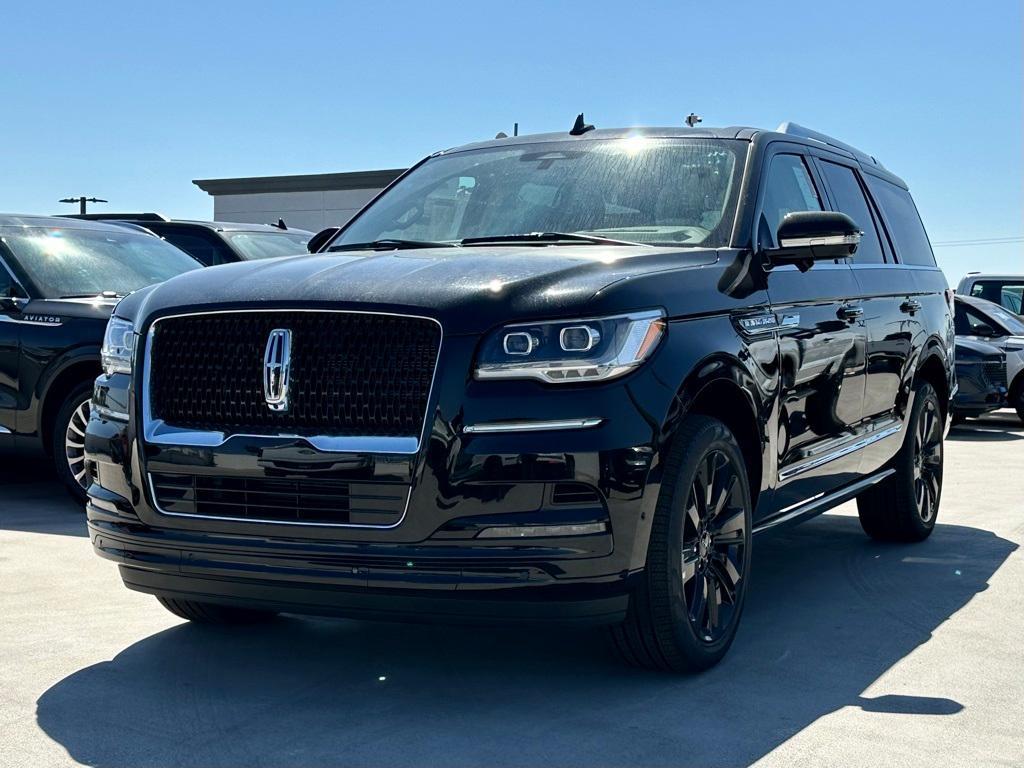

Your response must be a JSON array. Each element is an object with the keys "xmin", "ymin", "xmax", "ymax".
[
  {"xmin": 0, "ymin": 215, "xmax": 201, "ymax": 500},
  {"xmin": 64, "ymin": 214, "xmax": 313, "ymax": 265},
  {"xmin": 85, "ymin": 122, "xmax": 954, "ymax": 672}
]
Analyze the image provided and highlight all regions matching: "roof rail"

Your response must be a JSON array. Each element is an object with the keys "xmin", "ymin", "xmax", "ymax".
[
  {"xmin": 63, "ymin": 212, "xmax": 170, "ymax": 222},
  {"xmin": 776, "ymin": 122, "xmax": 884, "ymax": 169}
]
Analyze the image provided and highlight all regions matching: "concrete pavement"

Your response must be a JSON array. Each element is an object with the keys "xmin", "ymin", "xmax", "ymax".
[{"xmin": 1, "ymin": 412, "xmax": 1022, "ymax": 767}]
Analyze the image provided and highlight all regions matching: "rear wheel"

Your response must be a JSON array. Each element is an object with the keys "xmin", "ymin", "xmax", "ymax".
[
  {"xmin": 857, "ymin": 382, "xmax": 943, "ymax": 542},
  {"xmin": 52, "ymin": 382, "xmax": 94, "ymax": 505},
  {"xmin": 609, "ymin": 415, "xmax": 752, "ymax": 673},
  {"xmin": 156, "ymin": 597, "xmax": 277, "ymax": 625}
]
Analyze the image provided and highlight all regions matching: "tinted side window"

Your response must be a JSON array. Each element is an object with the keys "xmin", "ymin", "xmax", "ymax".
[
  {"xmin": 0, "ymin": 260, "xmax": 12, "ymax": 297},
  {"xmin": 819, "ymin": 161, "xmax": 885, "ymax": 264},
  {"xmin": 864, "ymin": 177, "xmax": 935, "ymax": 266},
  {"xmin": 954, "ymin": 304, "xmax": 998, "ymax": 336},
  {"xmin": 151, "ymin": 228, "xmax": 226, "ymax": 266},
  {"xmin": 760, "ymin": 154, "xmax": 822, "ymax": 248}
]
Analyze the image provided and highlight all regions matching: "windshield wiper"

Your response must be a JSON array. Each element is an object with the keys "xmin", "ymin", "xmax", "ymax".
[
  {"xmin": 58, "ymin": 291, "xmax": 125, "ymax": 299},
  {"xmin": 460, "ymin": 232, "xmax": 646, "ymax": 247},
  {"xmin": 327, "ymin": 239, "xmax": 458, "ymax": 252}
]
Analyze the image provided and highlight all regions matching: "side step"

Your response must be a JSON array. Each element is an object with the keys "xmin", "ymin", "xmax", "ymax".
[{"xmin": 753, "ymin": 469, "xmax": 895, "ymax": 535}]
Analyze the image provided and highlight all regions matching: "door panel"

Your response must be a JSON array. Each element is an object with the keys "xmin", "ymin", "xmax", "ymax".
[
  {"xmin": 852, "ymin": 266, "xmax": 917, "ymax": 420},
  {"xmin": 768, "ymin": 264, "xmax": 867, "ymax": 511}
]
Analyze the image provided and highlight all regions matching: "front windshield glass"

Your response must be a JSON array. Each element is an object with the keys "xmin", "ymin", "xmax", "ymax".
[
  {"xmin": 988, "ymin": 304, "xmax": 1024, "ymax": 335},
  {"xmin": 332, "ymin": 137, "xmax": 745, "ymax": 248},
  {"xmin": 224, "ymin": 231, "xmax": 311, "ymax": 260},
  {"xmin": 0, "ymin": 226, "xmax": 201, "ymax": 298}
]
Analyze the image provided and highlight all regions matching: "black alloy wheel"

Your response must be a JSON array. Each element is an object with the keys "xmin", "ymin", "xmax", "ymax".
[
  {"xmin": 912, "ymin": 396, "xmax": 943, "ymax": 524},
  {"xmin": 609, "ymin": 415, "xmax": 752, "ymax": 672},
  {"xmin": 681, "ymin": 450, "xmax": 748, "ymax": 643},
  {"xmin": 857, "ymin": 381, "xmax": 943, "ymax": 542}
]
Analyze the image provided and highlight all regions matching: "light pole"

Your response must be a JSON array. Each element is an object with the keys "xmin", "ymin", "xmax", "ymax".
[{"xmin": 58, "ymin": 196, "xmax": 108, "ymax": 215}]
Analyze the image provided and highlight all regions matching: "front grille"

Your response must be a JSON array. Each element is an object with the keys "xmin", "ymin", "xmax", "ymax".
[
  {"xmin": 982, "ymin": 359, "xmax": 1007, "ymax": 388},
  {"xmin": 150, "ymin": 472, "xmax": 408, "ymax": 526},
  {"xmin": 148, "ymin": 312, "xmax": 441, "ymax": 438}
]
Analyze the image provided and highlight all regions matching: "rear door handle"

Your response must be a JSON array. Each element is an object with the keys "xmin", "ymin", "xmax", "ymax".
[
  {"xmin": 900, "ymin": 299, "xmax": 922, "ymax": 314},
  {"xmin": 837, "ymin": 304, "xmax": 864, "ymax": 321}
]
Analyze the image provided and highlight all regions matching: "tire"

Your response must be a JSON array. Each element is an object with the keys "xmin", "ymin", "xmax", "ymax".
[
  {"xmin": 856, "ymin": 382, "xmax": 943, "ymax": 542},
  {"xmin": 156, "ymin": 596, "xmax": 277, "ymax": 625},
  {"xmin": 608, "ymin": 415, "xmax": 752, "ymax": 673},
  {"xmin": 52, "ymin": 382, "xmax": 94, "ymax": 506}
]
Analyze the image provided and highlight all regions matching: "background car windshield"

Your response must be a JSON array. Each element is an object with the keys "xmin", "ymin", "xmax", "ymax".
[
  {"xmin": 334, "ymin": 138, "xmax": 744, "ymax": 248},
  {"xmin": 224, "ymin": 231, "xmax": 311, "ymax": 260},
  {"xmin": 1, "ymin": 227, "xmax": 200, "ymax": 297}
]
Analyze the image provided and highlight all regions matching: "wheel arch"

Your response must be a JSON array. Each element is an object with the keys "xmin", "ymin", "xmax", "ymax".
[
  {"xmin": 39, "ymin": 359, "xmax": 100, "ymax": 455},
  {"xmin": 913, "ymin": 344, "xmax": 952, "ymax": 419},
  {"xmin": 666, "ymin": 354, "xmax": 768, "ymax": 513}
]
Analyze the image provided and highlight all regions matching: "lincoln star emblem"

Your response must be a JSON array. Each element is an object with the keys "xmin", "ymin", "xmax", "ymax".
[{"xmin": 263, "ymin": 328, "xmax": 292, "ymax": 412}]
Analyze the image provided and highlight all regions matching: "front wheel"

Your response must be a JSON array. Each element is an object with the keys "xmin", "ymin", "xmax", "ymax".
[
  {"xmin": 857, "ymin": 381, "xmax": 943, "ymax": 542},
  {"xmin": 52, "ymin": 382, "xmax": 94, "ymax": 505},
  {"xmin": 609, "ymin": 415, "xmax": 752, "ymax": 673}
]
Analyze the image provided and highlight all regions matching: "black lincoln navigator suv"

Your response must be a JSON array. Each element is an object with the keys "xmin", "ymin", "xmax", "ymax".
[{"xmin": 85, "ymin": 121, "xmax": 955, "ymax": 672}]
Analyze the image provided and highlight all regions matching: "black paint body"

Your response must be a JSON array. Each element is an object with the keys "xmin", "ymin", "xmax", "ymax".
[{"xmin": 84, "ymin": 127, "xmax": 956, "ymax": 624}]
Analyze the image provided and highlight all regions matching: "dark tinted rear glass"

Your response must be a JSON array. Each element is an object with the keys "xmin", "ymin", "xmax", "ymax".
[
  {"xmin": 820, "ymin": 161, "xmax": 885, "ymax": 264},
  {"xmin": 865, "ymin": 177, "xmax": 935, "ymax": 266}
]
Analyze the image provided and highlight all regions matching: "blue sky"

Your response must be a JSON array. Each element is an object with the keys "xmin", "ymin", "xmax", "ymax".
[{"xmin": 1, "ymin": 0, "xmax": 1019, "ymax": 281}]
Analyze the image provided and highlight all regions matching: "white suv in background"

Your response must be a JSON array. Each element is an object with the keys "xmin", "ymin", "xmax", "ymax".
[{"xmin": 957, "ymin": 273, "xmax": 1024, "ymax": 316}]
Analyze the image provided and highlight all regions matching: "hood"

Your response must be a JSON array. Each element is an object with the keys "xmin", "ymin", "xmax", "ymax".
[
  {"xmin": 119, "ymin": 245, "xmax": 722, "ymax": 334},
  {"xmin": 21, "ymin": 296, "xmax": 119, "ymax": 323},
  {"xmin": 955, "ymin": 337, "xmax": 1004, "ymax": 358}
]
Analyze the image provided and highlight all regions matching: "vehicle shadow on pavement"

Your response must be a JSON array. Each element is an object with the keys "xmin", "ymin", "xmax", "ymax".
[
  {"xmin": 0, "ymin": 458, "xmax": 86, "ymax": 537},
  {"xmin": 35, "ymin": 515, "xmax": 1015, "ymax": 768},
  {"xmin": 948, "ymin": 412, "xmax": 1024, "ymax": 442}
]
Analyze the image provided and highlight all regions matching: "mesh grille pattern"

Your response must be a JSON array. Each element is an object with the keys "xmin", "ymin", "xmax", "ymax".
[
  {"xmin": 982, "ymin": 359, "xmax": 1007, "ymax": 389},
  {"xmin": 150, "ymin": 472, "xmax": 408, "ymax": 525},
  {"xmin": 148, "ymin": 312, "xmax": 440, "ymax": 437}
]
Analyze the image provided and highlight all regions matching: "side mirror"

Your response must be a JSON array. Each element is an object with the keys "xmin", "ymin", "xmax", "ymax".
[
  {"xmin": 765, "ymin": 211, "xmax": 861, "ymax": 272},
  {"xmin": 972, "ymin": 323, "xmax": 996, "ymax": 338},
  {"xmin": 306, "ymin": 227, "xmax": 341, "ymax": 254}
]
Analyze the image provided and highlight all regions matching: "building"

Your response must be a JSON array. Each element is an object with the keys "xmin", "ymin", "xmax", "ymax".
[{"xmin": 193, "ymin": 168, "xmax": 406, "ymax": 232}]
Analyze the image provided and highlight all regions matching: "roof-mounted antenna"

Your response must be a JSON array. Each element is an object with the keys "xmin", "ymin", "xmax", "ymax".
[
  {"xmin": 685, "ymin": 113, "xmax": 702, "ymax": 128},
  {"xmin": 495, "ymin": 131, "xmax": 509, "ymax": 139},
  {"xmin": 569, "ymin": 113, "xmax": 595, "ymax": 136},
  {"xmin": 272, "ymin": 218, "xmax": 287, "ymax": 230}
]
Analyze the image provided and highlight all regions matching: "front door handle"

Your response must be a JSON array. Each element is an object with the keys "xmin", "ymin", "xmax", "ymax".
[
  {"xmin": 837, "ymin": 304, "xmax": 864, "ymax": 321},
  {"xmin": 900, "ymin": 299, "xmax": 922, "ymax": 314}
]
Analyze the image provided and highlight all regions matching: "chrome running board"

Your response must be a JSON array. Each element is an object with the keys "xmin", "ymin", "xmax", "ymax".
[{"xmin": 753, "ymin": 469, "xmax": 895, "ymax": 535}]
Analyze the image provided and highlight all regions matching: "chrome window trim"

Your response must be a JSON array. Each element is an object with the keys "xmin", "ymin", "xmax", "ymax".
[
  {"xmin": 147, "ymin": 472, "xmax": 413, "ymax": 530},
  {"xmin": 463, "ymin": 418, "xmax": 603, "ymax": 434},
  {"xmin": 142, "ymin": 308, "xmax": 443, "ymax": 458},
  {"xmin": 0, "ymin": 425, "xmax": 11, "ymax": 434}
]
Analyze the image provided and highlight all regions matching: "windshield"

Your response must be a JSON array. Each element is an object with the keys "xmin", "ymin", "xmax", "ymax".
[
  {"xmin": 332, "ymin": 137, "xmax": 745, "ymax": 249},
  {"xmin": 987, "ymin": 305, "xmax": 1024, "ymax": 335},
  {"xmin": 225, "ymin": 231, "xmax": 311, "ymax": 260},
  {"xmin": 0, "ymin": 226, "xmax": 201, "ymax": 298}
]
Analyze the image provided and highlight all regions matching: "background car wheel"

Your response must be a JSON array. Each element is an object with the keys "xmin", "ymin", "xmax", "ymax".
[
  {"xmin": 52, "ymin": 382, "xmax": 94, "ymax": 506},
  {"xmin": 857, "ymin": 381, "xmax": 943, "ymax": 542},
  {"xmin": 156, "ymin": 597, "xmax": 278, "ymax": 625},
  {"xmin": 608, "ymin": 415, "xmax": 752, "ymax": 673}
]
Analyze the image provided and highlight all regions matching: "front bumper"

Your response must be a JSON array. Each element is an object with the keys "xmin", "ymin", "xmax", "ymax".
[{"xmin": 85, "ymin": 333, "xmax": 679, "ymax": 624}]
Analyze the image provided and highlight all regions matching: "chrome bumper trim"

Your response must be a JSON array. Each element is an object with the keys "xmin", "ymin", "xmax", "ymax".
[{"xmin": 463, "ymin": 418, "xmax": 603, "ymax": 434}]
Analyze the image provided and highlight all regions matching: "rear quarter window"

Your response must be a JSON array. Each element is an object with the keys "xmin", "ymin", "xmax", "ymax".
[{"xmin": 865, "ymin": 177, "xmax": 935, "ymax": 266}]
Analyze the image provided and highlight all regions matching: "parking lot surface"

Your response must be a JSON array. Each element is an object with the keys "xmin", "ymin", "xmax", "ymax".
[{"xmin": 2, "ymin": 413, "xmax": 1022, "ymax": 768}]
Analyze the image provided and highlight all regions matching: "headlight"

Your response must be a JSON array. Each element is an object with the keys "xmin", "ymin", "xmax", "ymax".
[
  {"xmin": 101, "ymin": 317, "xmax": 137, "ymax": 375},
  {"xmin": 475, "ymin": 310, "xmax": 666, "ymax": 383}
]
